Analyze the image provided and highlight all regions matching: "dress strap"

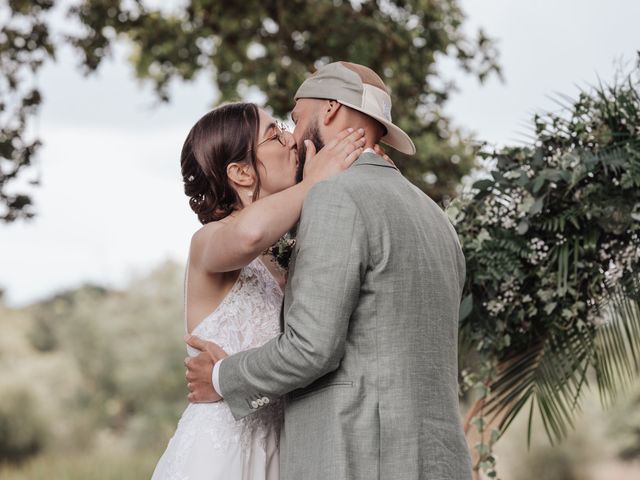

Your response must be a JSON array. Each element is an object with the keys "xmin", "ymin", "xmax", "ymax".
[{"xmin": 183, "ymin": 250, "xmax": 191, "ymax": 335}]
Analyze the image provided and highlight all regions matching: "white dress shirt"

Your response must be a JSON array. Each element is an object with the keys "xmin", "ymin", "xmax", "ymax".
[{"xmin": 212, "ymin": 358, "xmax": 223, "ymax": 396}]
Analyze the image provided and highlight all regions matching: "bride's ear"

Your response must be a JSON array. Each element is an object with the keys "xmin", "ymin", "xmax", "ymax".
[{"xmin": 226, "ymin": 162, "xmax": 256, "ymax": 190}]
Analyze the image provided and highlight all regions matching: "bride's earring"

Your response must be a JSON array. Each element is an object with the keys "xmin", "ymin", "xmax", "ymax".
[{"xmin": 247, "ymin": 191, "xmax": 253, "ymax": 198}]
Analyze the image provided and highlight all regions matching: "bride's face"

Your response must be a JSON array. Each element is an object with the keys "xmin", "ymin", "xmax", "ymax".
[{"xmin": 253, "ymin": 108, "xmax": 298, "ymax": 197}]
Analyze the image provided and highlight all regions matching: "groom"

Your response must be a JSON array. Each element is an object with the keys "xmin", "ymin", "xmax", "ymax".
[{"xmin": 185, "ymin": 61, "xmax": 472, "ymax": 479}]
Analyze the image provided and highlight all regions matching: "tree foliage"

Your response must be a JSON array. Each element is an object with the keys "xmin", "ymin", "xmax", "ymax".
[
  {"xmin": 0, "ymin": 0, "xmax": 501, "ymax": 222},
  {"xmin": 0, "ymin": 0, "xmax": 54, "ymax": 222}
]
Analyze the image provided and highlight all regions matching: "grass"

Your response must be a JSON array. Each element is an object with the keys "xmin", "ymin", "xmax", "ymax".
[{"xmin": 0, "ymin": 450, "xmax": 161, "ymax": 480}]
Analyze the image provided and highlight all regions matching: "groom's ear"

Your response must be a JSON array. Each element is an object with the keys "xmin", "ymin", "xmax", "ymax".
[
  {"xmin": 226, "ymin": 162, "xmax": 256, "ymax": 189},
  {"xmin": 321, "ymin": 100, "xmax": 342, "ymax": 126}
]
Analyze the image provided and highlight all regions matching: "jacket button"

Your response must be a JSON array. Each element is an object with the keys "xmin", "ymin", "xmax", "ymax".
[
  {"xmin": 251, "ymin": 400, "xmax": 258, "ymax": 409},
  {"xmin": 257, "ymin": 399, "xmax": 264, "ymax": 406},
  {"xmin": 263, "ymin": 397, "xmax": 270, "ymax": 404}
]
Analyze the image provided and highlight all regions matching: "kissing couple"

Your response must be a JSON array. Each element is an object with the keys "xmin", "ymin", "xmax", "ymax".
[{"xmin": 151, "ymin": 61, "xmax": 472, "ymax": 480}]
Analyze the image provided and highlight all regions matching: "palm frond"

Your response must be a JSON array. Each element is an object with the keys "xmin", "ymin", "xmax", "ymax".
[
  {"xmin": 484, "ymin": 324, "xmax": 593, "ymax": 446},
  {"xmin": 594, "ymin": 280, "xmax": 640, "ymax": 406},
  {"xmin": 481, "ymin": 282, "xmax": 640, "ymax": 446}
]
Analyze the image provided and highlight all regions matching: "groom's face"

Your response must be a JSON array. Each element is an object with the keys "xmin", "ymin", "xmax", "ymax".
[{"xmin": 291, "ymin": 99, "xmax": 326, "ymax": 183}]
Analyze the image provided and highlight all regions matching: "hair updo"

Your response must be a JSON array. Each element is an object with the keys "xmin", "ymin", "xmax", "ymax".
[{"xmin": 181, "ymin": 103, "xmax": 262, "ymax": 224}]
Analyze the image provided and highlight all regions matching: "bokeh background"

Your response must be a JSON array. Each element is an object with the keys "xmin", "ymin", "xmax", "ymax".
[{"xmin": 1, "ymin": 1, "xmax": 639, "ymax": 478}]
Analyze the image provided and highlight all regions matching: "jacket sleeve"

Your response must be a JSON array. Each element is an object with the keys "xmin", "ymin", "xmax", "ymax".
[{"xmin": 218, "ymin": 179, "xmax": 368, "ymax": 419}]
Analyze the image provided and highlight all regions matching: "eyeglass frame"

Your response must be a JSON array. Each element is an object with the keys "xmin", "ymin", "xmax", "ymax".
[{"xmin": 248, "ymin": 120, "xmax": 290, "ymax": 152}]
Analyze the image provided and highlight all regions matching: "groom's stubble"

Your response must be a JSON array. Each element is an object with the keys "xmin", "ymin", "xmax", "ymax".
[{"xmin": 295, "ymin": 117, "xmax": 325, "ymax": 183}]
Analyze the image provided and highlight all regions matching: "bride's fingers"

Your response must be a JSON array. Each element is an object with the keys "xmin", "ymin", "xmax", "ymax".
[
  {"xmin": 334, "ymin": 127, "xmax": 355, "ymax": 142},
  {"xmin": 347, "ymin": 139, "xmax": 364, "ymax": 155},
  {"xmin": 374, "ymin": 143, "xmax": 396, "ymax": 167},
  {"xmin": 341, "ymin": 137, "xmax": 366, "ymax": 159},
  {"xmin": 385, "ymin": 157, "xmax": 397, "ymax": 169},
  {"xmin": 344, "ymin": 147, "xmax": 364, "ymax": 166},
  {"xmin": 336, "ymin": 128, "xmax": 365, "ymax": 150},
  {"xmin": 374, "ymin": 144, "xmax": 388, "ymax": 159},
  {"xmin": 304, "ymin": 140, "xmax": 317, "ymax": 160},
  {"xmin": 322, "ymin": 128, "xmax": 352, "ymax": 150},
  {"xmin": 325, "ymin": 128, "xmax": 363, "ymax": 152},
  {"xmin": 374, "ymin": 144, "xmax": 389, "ymax": 158}
]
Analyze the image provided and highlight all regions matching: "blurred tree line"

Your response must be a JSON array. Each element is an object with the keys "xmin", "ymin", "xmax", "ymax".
[
  {"xmin": 0, "ymin": 261, "xmax": 187, "ymax": 466},
  {"xmin": 0, "ymin": 0, "xmax": 501, "ymax": 222}
]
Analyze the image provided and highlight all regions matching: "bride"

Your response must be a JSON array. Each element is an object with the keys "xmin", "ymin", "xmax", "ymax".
[{"xmin": 151, "ymin": 102, "xmax": 366, "ymax": 480}]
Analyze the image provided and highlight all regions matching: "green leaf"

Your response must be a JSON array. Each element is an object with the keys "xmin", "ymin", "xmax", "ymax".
[
  {"xmin": 529, "ymin": 197, "xmax": 545, "ymax": 216},
  {"xmin": 473, "ymin": 179, "xmax": 495, "ymax": 191},
  {"xmin": 517, "ymin": 220, "xmax": 529, "ymax": 235},
  {"xmin": 532, "ymin": 175, "xmax": 546, "ymax": 193},
  {"xmin": 459, "ymin": 294, "xmax": 473, "ymax": 323},
  {"xmin": 544, "ymin": 302, "xmax": 557, "ymax": 315}
]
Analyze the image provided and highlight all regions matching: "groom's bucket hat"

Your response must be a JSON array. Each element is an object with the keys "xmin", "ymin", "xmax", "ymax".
[{"xmin": 294, "ymin": 61, "xmax": 416, "ymax": 155}]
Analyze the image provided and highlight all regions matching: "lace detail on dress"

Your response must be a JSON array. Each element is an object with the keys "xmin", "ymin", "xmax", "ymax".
[
  {"xmin": 187, "ymin": 257, "xmax": 282, "ymax": 357},
  {"xmin": 152, "ymin": 257, "xmax": 284, "ymax": 480}
]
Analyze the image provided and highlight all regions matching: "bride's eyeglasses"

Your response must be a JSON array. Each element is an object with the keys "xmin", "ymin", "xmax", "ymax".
[{"xmin": 250, "ymin": 120, "xmax": 290, "ymax": 152}]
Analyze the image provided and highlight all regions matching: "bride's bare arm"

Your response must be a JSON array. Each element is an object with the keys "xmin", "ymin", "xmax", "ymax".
[{"xmin": 192, "ymin": 128, "xmax": 366, "ymax": 273}]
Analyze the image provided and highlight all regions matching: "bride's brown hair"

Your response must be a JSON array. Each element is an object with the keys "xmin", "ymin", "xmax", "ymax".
[{"xmin": 181, "ymin": 103, "xmax": 262, "ymax": 224}]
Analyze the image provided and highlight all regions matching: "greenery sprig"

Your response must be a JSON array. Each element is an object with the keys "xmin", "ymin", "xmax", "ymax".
[{"xmin": 264, "ymin": 232, "xmax": 296, "ymax": 272}]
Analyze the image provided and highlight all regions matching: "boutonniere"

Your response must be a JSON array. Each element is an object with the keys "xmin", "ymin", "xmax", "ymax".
[{"xmin": 264, "ymin": 232, "xmax": 296, "ymax": 271}]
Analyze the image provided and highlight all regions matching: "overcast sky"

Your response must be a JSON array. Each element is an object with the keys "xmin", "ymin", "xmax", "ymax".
[{"xmin": 1, "ymin": 0, "xmax": 639, "ymax": 307}]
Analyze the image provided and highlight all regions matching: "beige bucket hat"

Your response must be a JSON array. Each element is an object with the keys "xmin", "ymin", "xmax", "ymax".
[{"xmin": 294, "ymin": 61, "xmax": 416, "ymax": 155}]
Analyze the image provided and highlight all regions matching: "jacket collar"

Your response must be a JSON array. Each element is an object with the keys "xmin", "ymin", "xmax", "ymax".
[{"xmin": 352, "ymin": 151, "xmax": 398, "ymax": 170}]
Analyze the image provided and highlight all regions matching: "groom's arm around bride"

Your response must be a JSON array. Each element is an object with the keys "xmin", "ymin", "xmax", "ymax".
[{"xmin": 217, "ymin": 177, "xmax": 367, "ymax": 418}]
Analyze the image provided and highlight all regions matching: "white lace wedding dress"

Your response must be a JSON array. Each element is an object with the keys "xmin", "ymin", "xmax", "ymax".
[{"xmin": 151, "ymin": 257, "xmax": 284, "ymax": 480}]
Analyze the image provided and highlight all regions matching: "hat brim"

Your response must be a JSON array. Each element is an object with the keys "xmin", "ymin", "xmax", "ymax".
[{"xmin": 338, "ymin": 101, "xmax": 416, "ymax": 155}]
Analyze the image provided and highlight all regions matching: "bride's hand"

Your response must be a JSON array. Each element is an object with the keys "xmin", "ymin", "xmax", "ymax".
[
  {"xmin": 302, "ymin": 127, "xmax": 366, "ymax": 184},
  {"xmin": 373, "ymin": 143, "xmax": 398, "ymax": 170}
]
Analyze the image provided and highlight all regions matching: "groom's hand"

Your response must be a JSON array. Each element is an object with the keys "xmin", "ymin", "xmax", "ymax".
[{"xmin": 184, "ymin": 334, "xmax": 228, "ymax": 403}]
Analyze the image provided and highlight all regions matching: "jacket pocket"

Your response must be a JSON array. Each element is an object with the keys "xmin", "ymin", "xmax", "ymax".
[{"xmin": 288, "ymin": 381, "xmax": 353, "ymax": 401}]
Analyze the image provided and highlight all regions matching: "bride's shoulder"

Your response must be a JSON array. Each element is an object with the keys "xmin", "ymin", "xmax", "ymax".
[
  {"xmin": 192, "ymin": 218, "xmax": 233, "ymax": 241},
  {"xmin": 189, "ymin": 220, "xmax": 227, "ymax": 255}
]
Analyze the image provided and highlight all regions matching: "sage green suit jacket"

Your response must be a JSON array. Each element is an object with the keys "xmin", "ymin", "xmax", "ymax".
[{"xmin": 219, "ymin": 152, "xmax": 472, "ymax": 479}]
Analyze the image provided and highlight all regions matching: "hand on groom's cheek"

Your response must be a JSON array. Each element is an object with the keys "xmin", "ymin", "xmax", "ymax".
[{"xmin": 184, "ymin": 334, "xmax": 228, "ymax": 403}]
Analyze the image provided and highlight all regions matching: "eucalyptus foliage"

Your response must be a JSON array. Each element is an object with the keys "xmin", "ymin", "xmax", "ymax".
[{"xmin": 448, "ymin": 60, "xmax": 640, "ymax": 474}]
